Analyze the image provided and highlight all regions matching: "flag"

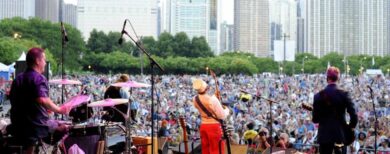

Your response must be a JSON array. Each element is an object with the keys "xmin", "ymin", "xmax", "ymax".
[{"xmin": 372, "ymin": 57, "xmax": 375, "ymax": 66}]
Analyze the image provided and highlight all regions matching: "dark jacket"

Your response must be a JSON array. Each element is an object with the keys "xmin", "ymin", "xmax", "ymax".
[{"xmin": 312, "ymin": 84, "xmax": 358, "ymax": 144}]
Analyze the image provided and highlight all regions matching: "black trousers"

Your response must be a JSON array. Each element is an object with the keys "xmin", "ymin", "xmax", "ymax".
[{"xmin": 319, "ymin": 143, "xmax": 346, "ymax": 154}]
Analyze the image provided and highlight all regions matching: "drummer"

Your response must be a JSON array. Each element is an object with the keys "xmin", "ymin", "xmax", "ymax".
[
  {"xmin": 8, "ymin": 47, "xmax": 72, "ymax": 154},
  {"xmin": 102, "ymin": 74, "xmax": 130, "ymax": 124}
]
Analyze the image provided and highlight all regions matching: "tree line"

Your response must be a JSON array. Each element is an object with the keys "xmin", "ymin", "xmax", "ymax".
[{"xmin": 1, "ymin": 17, "xmax": 390, "ymax": 75}]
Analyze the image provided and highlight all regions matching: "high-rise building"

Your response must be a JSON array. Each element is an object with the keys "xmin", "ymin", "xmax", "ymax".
[
  {"xmin": 234, "ymin": 0, "xmax": 270, "ymax": 57},
  {"xmin": 35, "ymin": 0, "xmax": 60, "ymax": 23},
  {"xmin": 269, "ymin": 0, "xmax": 297, "ymax": 52},
  {"xmin": 220, "ymin": 21, "xmax": 234, "ymax": 53},
  {"xmin": 169, "ymin": 0, "xmax": 209, "ymax": 38},
  {"xmin": 358, "ymin": 0, "xmax": 389, "ymax": 56},
  {"xmin": 304, "ymin": 0, "xmax": 389, "ymax": 57},
  {"xmin": 77, "ymin": 0, "xmax": 158, "ymax": 40},
  {"xmin": 161, "ymin": 0, "xmax": 219, "ymax": 53},
  {"xmin": 296, "ymin": 0, "xmax": 305, "ymax": 53},
  {"xmin": 159, "ymin": 0, "xmax": 172, "ymax": 34},
  {"xmin": 0, "ymin": 0, "xmax": 35, "ymax": 20},
  {"xmin": 62, "ymin": 0, "xmax": 77, "ymax": 27}
]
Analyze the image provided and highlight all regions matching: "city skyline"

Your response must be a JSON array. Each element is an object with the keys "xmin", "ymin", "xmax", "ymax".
[{"xmin": 1, "ymin": 0, "xmax": 390, "ymax": 58}]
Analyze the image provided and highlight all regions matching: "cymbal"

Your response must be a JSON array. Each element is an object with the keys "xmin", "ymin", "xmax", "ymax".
[
  {"xmin": 49, "ymin": 79, "xmax": 82, "ymax": 85},
  {"xmin": 111, "ymin": 81, "xmax": 150, "ymax": 88},
  {"xmin": 87, "ymin": 98, "xmax": 128, "ymax": 107},
  {"xmin": 61, "ymin": 95, "xmax": 90, "ymax": 108}
]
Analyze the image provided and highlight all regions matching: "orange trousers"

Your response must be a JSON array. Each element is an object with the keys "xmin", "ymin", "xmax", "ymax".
[{"xmin": 200, "ymin": 123, "xmax": 225, "ymax": 154}]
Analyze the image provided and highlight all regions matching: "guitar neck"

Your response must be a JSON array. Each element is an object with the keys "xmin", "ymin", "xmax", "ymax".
[{"xmin": 179, "ymin": 116, "xmax": 189, "ymax": 154}]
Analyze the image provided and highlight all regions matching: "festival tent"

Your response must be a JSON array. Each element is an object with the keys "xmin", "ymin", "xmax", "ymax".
[
  {"xmin": 0, "ymin": 62, "xmax": 13, "ymax": 80},
  {"xmin": 365, "ymin": 69, "xmax": 383, "ymax": 77}
]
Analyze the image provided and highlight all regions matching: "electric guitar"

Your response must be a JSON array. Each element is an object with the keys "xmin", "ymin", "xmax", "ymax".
[{"xmin": 179, "ymin": 116, "xmax": 189, "ymax": 154}]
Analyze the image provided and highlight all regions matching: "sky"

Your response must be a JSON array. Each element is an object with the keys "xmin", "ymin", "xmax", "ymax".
[{"xmin": 220, "ymin": 0, "xmax": 234, "ymax": 24}]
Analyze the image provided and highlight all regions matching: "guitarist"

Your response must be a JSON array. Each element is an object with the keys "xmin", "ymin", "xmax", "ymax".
[
  {"xmin": 312, "ymin": 66, "xmax": 358, "ymax": 154},
  {"xmin": 192, "ymin": 78, "xmax": 230, "ymax": 154}
]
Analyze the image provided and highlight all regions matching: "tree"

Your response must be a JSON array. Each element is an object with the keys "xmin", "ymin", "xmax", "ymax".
[
  {"xmin": 86, "ymin": 29, "xmax": 107, "ymax": 52},
  {"xmin": 0, "ymin": 17, "xmax": 85, "ymax": 70},
  {"xmin": 0, "ymin": 37, "xmax": 57, "ymax": 72},
  {"xmin": 86, "ymin": 30, "xmax": 135, "ymax": 53},
  {"xmin": 173, "ymin": 32, "xmax": 191, "ymax": 57},
  {"xmin": 156, "ymin": 32, "xmax": 175, "ymax": 57},
  {"xmin": 190, "ymin": 36, "xmax": 213, "ymax": 57}
]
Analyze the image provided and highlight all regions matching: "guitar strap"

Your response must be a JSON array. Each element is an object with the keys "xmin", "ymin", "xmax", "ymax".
[{"xmin": 195, "ymin": 95, "xmax": 220, "ymax": 121}]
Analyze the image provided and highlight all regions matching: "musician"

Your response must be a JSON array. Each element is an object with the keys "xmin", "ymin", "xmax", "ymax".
[
  {"xmin": 312, "ymin": 66, "xmax": 358, "ymax": 154},
  {"xmin": 192, "ymin": 78, "xmax": 229, "ymax": 154},
  {"xmin": 8, "ymin": 47, "xmax": 71, "ymax": 154},
  {"xmin": 102, "ymin": 74, "xmax": 130, "ymax": 123}
]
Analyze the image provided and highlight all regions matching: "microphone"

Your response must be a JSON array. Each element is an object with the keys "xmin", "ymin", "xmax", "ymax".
[
  {"xmin": 61, "ymin": 22, "xmax": 69, "ymax": 42},
  {"xmin": 118, "ymin": 20, "xmax": 127, "ymax": 45}
]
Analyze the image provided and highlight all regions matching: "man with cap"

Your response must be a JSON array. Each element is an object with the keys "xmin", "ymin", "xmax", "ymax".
[
  {"xmin": 192, "ymin": 78, "xmax": 230, "ymax": 154},
  {"xmin": 312, "ymin": 66, "xmax": 358, "ymax": 154}
]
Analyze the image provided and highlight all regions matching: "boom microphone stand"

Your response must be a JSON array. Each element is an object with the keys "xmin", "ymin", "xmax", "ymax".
[
  {"xmin": 259, "ymin": 96, "xmax": 277, "ymax": 153},
  {"xmin": 119, "ymin": 19, "xmax": 164, "ymax": 154},
  {"xmin": 367, "ymin": 85, "xmax": 378, "ymax": 154}
]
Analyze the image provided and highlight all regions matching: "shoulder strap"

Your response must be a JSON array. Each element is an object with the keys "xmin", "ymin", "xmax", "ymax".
[{"xmin": 195, "ymin": 95, "xmax": 220, "ymax": 121}]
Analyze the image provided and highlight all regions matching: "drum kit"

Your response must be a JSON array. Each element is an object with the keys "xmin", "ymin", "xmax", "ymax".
[{"xmin": 47, "ymin": 79, "xmax": 150, "ymax": 153}]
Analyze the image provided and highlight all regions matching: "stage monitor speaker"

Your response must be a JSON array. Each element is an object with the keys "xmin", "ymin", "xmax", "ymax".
[
  {"xmin": 15, "ymin": 61, "xmax": 50, "ymax": 80},
  {"xmin": 172, "ymin": 141, "xmax": 201, "ymax": 154}
]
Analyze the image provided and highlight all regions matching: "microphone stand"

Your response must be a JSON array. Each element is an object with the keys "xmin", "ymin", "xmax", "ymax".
[
  {"xmin": 367, "ymin": 86, "xmax": 377, "ymax": 154},
  {"xmin": 259, "ymin": 96, "xmax": 277, "ymax": 153},
  {"xmin": 60, "ymin": 21, "xmax": 68, "ymax": 120},
  {"xmin": 121, "ymin": 19, "xmax": 165, "ymax": 154}
]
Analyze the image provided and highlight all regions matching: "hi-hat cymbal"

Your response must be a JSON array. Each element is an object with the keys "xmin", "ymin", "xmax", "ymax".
[
  {"xmin": 49, "ymin": 79, "xmax": 82, "ymax": 85},
  {"xmin": 111, "ymin": 81, "xmax": 150, "ymax": 88},
  {"xmin": 87, "ymin": 98, "xmax": 128, "ymax": 107},
  {"xmin": 61, "ymin": 94, "xmax": 90, "ymax": 109}
]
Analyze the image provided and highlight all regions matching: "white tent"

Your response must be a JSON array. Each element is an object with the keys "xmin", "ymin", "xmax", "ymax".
[
  {"xmin": 365, "ymin": 69, "xmax": 383, "ymax": 77},
  {"xmin": 17, "ymin": 51, "xmax": 26, "ymax": 61},
  {"xmin": 0, "ymin": 63, "xmax": 8, "ymax": 71}
]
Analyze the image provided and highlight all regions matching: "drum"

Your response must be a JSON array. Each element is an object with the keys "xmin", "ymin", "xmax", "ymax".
[
  {"xmin": 64, "ymin": 123, "xmax": 105, "ymax": 154},
  {"xmin": 69, "ymin": 103, "xmax": 94, "ymax": 123},
  {"xmin": 68, "ymin": 123, "xmax": 105, "ymax": 137}
]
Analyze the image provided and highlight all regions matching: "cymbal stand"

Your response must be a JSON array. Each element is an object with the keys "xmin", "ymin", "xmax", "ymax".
[{"xmin": 109, "ymin": 105, "xmax": 132, "ymax": 154}]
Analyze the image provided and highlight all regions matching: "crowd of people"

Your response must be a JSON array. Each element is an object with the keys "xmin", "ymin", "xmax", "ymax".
[{"xmin": 1, "ymin": 71, "xmax": 390, "ymax": 153}]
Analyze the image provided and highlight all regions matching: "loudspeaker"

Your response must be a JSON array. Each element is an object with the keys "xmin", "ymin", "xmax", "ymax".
[
  {"xmin": 15, "ymin": 61, "xmax": 50, "ymax": 80},
  {"xmin": 172, "ymin": 141, "xmax": 201, "ymax": 154}
]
